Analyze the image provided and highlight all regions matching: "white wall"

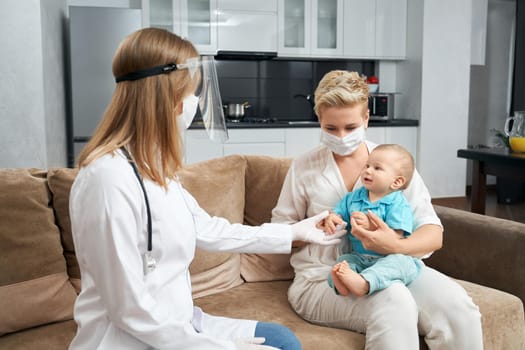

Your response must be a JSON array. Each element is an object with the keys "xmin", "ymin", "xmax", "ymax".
[
  {"xmin": 417, "ymin": 0, "xmax": 473, "ymax": 198},
  {"xmin": 469, "ymin": 0, "xmax": 516, "ymax": 148},
  {"xmin": 0, "ymin": 0, "xmax": 67, "ymax": 168}
]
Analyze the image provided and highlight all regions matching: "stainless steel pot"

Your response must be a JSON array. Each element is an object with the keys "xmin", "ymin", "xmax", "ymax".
[{"xmin": 224, "ymin": 102, "xmax": 251, "ymax": 121}]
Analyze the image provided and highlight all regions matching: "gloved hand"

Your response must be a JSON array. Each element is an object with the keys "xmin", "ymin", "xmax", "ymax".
[
  {"xmin": 291, "ymin": 210, "xmax": 346, "ymax": 245},
  {"xmin": 234, "ymin": 337, "xmax": 279, "ymax": 349}
]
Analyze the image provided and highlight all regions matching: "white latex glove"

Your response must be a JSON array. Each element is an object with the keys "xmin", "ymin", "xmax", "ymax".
[
  {"xmin": 291, "ymin": 210, "xmax": 345, "ymax": 245},
  {"xmin": 234, "ymin": 337, "xmax": 279, "ymax": 350}
]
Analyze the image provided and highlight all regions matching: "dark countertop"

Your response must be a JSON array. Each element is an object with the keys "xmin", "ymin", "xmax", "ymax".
[{"xmin": 189, "ymin": 119, "xmax": 419, "ymax": 130}]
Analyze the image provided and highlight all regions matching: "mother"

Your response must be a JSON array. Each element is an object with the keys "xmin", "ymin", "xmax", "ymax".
[{"xmin": 271, "ymin": 70, "xmax": 483, "ymax": 349}]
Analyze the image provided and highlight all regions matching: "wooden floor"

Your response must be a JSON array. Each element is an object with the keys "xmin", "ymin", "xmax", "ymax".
[{"xmin": 432, "ymin": 187, "xmax": 525, "ymax": 224}]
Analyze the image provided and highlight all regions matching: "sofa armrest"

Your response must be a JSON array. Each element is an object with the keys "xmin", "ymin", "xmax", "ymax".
[{"xmin": 425, "ymin": 205, "xmax": 525, "ymax": 304}]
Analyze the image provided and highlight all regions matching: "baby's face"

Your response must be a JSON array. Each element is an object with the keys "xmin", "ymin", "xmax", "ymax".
[{"xmin": 360, "ymin": 149, "xmax": 402, "ymax": 195}]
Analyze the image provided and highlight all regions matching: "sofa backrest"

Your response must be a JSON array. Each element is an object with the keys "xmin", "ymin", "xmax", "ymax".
[
  {"xmin": 47, "ymin": 168, "xmax": 81, "ymax": 292},
  {"xmin": 0, "ymin": 169, "xmax": 77, "ymax": 336},
  {"xmin": 241, "ymin": 156, "xmax": 295, "ymax": 282},
  {"xmin": 47, "ymin": 155, "xmax": 252, "ymax": 300},
  {"xmin": 179, "ymin": 155, "xmax": 247, "ymax": 298}
]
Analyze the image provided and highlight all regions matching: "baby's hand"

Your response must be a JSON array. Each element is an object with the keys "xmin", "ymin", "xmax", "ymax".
[
  {"xmin": 323, "ymin": 213, "xmax": 345, "ymax": 234},
  {"xmin": 351, "ymin": 211, "xmax": 376, "ymax": 231}
]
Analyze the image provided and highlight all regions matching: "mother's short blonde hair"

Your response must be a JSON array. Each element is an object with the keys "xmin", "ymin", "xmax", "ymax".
[{"xmin": 314, "ymin": 70, "xmax": 369, "ymax": 117}]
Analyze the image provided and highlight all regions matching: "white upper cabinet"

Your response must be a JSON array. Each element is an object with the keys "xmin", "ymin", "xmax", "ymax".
[
  {"xmin": 343, "ymin": 0, "xmax": 375, "ymax": 57},
  {"xmin": 375, "ymin": 0, "xmax": 407, "ymax": 58},
  {"xmin": 278, "ymin": 0, "xmax": 311, "ymax": 56},
  {"xmin": 311, "ymin": 0, "xmax": 343, "ymax": 56},
  {"xmin": 278, "ymin": 0, "xmax": 343, "ymax": 58},
  {"xmin": 180, "ymin": 0, "xmax": 218, "ymax": 54},
  {"xmin": 143, "ymin": 0, "xmax": 218, "ymax": 54},
  {"xmin": 142, "ymin": 0, "xmax": 181, "ymax": 33},
  {"xmin": 343, "ymin": 0, "xmax": 407, "ymax": 59},
  {"xmin": 143, "ymin": 0, "xmax": 407, "ymax": 59},
  {"xmin": 217, "ymin": 0, "xmax": 278, "ymax": 52}
]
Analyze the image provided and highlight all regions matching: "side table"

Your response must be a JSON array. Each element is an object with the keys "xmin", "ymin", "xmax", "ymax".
[{"xmin": 457, "ymin": 148, "xmax": 525, "ymax": 214}]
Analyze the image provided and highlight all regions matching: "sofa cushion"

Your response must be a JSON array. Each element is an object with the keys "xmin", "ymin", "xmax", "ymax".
[
  {"xmin": 179, "ymin": 155, "xmax": 247, "ymax": 298},
  {"xmin": 457, "ymin": 279, "xmax": 525, "ymax": 350},
  {"xmin": 195, "ymin": 279, "xmax": 525, "ymax": 350},
  {"xmin": 0, "ymin": 320, "xmax": 77, "ymax": 350},
  {"xmin": 47, "ymin": 168, "xmax": 81, "ymax": 293},
  {"xmin": 195, "ymin": 281, "xmax": 366, "ymax": 349},
  {"xmin": 241, "ymin": 156, "xmax": 295, "ymax": 282},
  {"xmin": 0, "ymin": 169, "xmax": 77, "ymax": 336}
]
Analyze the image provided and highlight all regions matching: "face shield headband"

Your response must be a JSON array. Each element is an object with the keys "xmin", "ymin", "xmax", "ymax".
[{"xmin": 115, "ymin": 56, "xmax": 228, "ymax": 143}]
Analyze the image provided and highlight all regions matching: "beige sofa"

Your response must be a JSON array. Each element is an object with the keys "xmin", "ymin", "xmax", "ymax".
[{"xmin": 1, "ymin": 154, "xmax": 524, "ymax": 349}]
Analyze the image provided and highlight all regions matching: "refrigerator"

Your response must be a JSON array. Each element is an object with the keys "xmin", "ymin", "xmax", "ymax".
[{"xmin": 68, "ymin": 6, "xmax": 142, "ymax": 166}]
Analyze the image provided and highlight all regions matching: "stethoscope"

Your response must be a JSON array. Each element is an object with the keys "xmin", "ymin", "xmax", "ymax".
[{"xmin": 121, "ymin": 147, "xmax": 156, "ymax": 275}]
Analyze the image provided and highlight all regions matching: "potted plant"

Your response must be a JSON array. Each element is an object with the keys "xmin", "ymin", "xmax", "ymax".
[{"xmin": 490, "ymin": 128, "xmax": 510, "ymax": 149}]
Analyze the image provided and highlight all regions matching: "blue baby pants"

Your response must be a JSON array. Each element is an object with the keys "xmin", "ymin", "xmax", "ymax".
[{"xmin": 328, "ymin": 253, "xmax": 423, "ymax": 295}]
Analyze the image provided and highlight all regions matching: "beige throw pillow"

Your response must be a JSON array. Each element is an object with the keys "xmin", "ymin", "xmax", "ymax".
[
  {"xmin": 0, "ymin": 169, "xmax": 77, "ymax": 335},
  {"xmin": 47, "ymin": 168, "xmax": 81, "ymax": 293},
  {"xmin": 241, "ymin": 156, "xmax": 295, "ymax": 282},
  {"xmin": 179, "ymin": 155, "xmax": 247, "ymax": 298}
]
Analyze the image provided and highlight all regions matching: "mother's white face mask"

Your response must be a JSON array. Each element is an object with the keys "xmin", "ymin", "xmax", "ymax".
[
  {"xmin": 177, "ymin": 94, "xmax": 199, "ymax": 130},
  {"xmin": 320, "ymin": 126, "xmax": 365, "ymax": 156}
]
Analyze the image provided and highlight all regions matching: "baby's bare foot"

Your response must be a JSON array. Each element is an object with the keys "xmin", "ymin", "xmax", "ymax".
[
  {"xmin": 335, "ymin": 261, "xmax": 369, "ymax": 297},
  {"xmin": 331, "ymin": 263, "xmax": 351, "ymax": 296}
]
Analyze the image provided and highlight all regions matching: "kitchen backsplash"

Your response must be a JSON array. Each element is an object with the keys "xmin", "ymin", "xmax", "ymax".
[{"xmin": 214, "ymin": 59, "xmax": 375, "ymax": 121}]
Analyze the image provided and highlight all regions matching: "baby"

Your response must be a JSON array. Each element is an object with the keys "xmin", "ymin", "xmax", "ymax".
[{"xmin": 322, "ymin": 144, "xmax": 422, "ymax": 297}]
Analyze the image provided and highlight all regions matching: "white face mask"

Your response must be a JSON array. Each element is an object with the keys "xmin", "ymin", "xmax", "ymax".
[
  {"xmin": 177, "ymin": 94, "xmax": 199, "ymax": 130},
  {"xmin": 320, "ymin": 126, "xmax": 365, "ymax": 156}
]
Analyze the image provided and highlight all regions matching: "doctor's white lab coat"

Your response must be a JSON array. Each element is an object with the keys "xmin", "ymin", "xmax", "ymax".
[{"xmin": 69, "ymin": 150, "xmax": 293, "ymax": 350}]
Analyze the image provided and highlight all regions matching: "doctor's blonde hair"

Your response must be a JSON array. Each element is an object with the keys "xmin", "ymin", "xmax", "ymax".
[
  {"xmin": 77, "ymin": 28, "xmax": 199, "ymax": 188},
  {"xmin": 314, "ymin": 70, "xmax": 369, "ymax": 118}
]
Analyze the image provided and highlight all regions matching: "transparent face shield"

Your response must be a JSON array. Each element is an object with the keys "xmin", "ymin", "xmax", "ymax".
[
  {"xmin": 179, "ymin": 56, "xmax": 228, "ymax": 142},
  {"xmin": 115, "ymin": 56, "xmax": 228, "ymax": 143}
]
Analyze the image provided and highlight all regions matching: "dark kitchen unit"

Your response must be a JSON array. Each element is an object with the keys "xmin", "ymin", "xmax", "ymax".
[{"xmin": 211, "ymin": 58, "xmax": 375, "ymax": 123}]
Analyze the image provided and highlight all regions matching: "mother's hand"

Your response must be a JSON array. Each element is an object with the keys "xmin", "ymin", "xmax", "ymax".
[{"xmin": 350, "ymin": 210, "xmax": 403, "ymax": 255}]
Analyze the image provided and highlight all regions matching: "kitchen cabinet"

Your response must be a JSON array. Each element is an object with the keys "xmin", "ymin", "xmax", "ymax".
[
  {"xmin": 184, "ymin": 128, "xmax": 286, "ymax": 164},
  {"xmin": 142, "ymin": 0, "xmax": 217, "ymax": 54},
  {"xmin": 185, "ymin": 126, "xmax": 417, "ymax": 165},
  {"xmin": 217, "ymin": 0, "xmax": 278, "ymax": 53},
  {"xmin": 365, "ymin": 126, "xmax": 418, "ymax": 164},
  {"xmin": 343, "ymin": 0, "xmax": 407, "ymax": 59},
  {"xmin": 278, "ymin": 0, "xmax": 343, "ymax": 58},
  {"xmin": 144, "ymin": 0, "xmax": 278, "ymax": 55},
  {"xmin": 285, "ymin": 128, "xmax": 321, "ymax": 157}
]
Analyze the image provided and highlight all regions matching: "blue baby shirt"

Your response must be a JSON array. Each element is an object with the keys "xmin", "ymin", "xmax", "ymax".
[{"xmin": 333, "ymin": 187, "xmax": 413, "ymax": 257}]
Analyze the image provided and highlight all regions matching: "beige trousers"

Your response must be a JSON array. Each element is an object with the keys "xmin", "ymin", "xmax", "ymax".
[{"xmin": 288, "ymin": 265, "xmax": 483, "ymax": 350}]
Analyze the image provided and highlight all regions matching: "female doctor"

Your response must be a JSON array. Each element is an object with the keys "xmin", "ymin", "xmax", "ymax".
[{"xmin": 68, "ymin": 28, "xmax": 341, "ymax": 350}]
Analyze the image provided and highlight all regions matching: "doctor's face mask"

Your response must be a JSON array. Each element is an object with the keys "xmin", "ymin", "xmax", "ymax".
[
  {"xmin": 115, "ymin": 56, "xmax": 228, "ymax": 143},
  {"xmin": 177, "ymin": 94, "xmax": 199, "ymax": 131}
]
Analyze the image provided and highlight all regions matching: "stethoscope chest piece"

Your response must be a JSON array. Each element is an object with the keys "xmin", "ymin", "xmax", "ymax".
[{"xmin": 143, "ymin": 251, "xmax": 157, "ymax": 275}]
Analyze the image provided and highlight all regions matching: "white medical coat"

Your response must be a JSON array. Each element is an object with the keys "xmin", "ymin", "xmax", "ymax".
[
  {"xmin": 271, "ymin": 142, "xmax": 442, "ymax": 282},
  {"xmin": 69, "ymin": 150, "xmax": 293, "ymax": 350}
]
